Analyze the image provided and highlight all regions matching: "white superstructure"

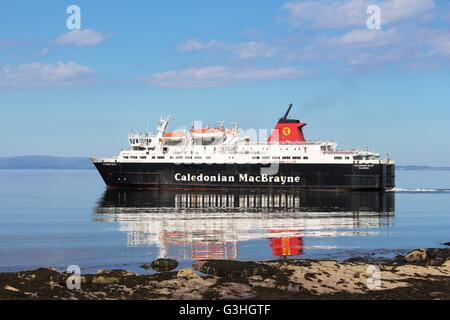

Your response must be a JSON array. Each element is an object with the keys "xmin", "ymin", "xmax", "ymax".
[{"xmin": 95, "ymin": 116, "xmax": 390, "ymax": 166}]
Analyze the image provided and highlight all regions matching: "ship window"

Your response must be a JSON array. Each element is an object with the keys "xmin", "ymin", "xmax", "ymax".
[
  {"xmin": 123, "ymin": 156, "xmax": 129, "ymax": 159},
  {"xmin": 131, "ymin": 156, "xmax": 137, "ymax": 159},
  {"xmin": 262, "ymin": 156, "xmax": 270, "ymax": 160},
  {"xmin": 194, "ymin": 156, "xmax": 202, "ymax": 159},
  {"xmin": 282, "ymin": 156, "xmax": 291, "ymax": 160},
  {"xmin": 157, "ymin": 156, "xmax": 165, "ymax": 159},
  {"xmin": 176, "ymin": 156, "xmax": 183, "ymax": 159},
  {"xmin": 152, "ymin": 156, "xmax": 156, "ymax": 159},
  {"xmin": 185, "ymin": 156, "xmax": 192, "ymax": 159},
  {"xmin": 334, "ymin": 156, "xmax": 343, "ymax": 160},
  {"xmin": 303, "ymin": 156, "xmax": 308, "ymax": 160},
  {"xmin": 252, "ymin": 156, "xmax": 260, "ymax": 159},
  {"xmin": 140, "ymin": 156, "xmax": 146, "ymax": 159},
  {"xmin": 293, "ymin": 156, "xmax": 302, "ymax": 160},
  {"xmin": 206, "ymin": 156, "xmax": 211, "ymax": 159},
  {"xmin": 345, "ymin": 156, "xmax": 350, "ymax": 160},
  {"xmin": 272, "ymin": 156, "xmax": 280, "ymax": 160},
  {"xmin": 304, "ymin": 147, "xmax": 307, "ymax": 153}
]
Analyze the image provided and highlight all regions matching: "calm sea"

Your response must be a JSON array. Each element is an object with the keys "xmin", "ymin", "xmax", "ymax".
[{"xmin": 0, "ymin": 169, "xmax": 449, "ymax": 273}]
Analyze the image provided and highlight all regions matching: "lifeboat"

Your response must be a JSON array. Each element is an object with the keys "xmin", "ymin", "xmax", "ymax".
[
  {"xmin": 190, "ymin": 127, "xmax": 225, "ymax": 140},
  {"xmin": 163, "ymin": 131, "xmax": 186, "ymax": 142}
]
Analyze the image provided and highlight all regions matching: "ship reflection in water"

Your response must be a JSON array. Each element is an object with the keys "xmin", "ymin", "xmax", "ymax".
[{"xmin": 94, "ymin": 190, "xmax": 395, "ymax": 261}]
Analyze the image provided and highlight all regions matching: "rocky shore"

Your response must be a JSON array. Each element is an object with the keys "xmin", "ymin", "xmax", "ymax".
[{"xmin": 1, "ymin": 248, "xmax": 449, "ymax": 300}]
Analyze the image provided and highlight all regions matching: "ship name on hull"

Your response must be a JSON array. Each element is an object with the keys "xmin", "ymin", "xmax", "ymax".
[{"xmin": 174, "ymin": 173, "xmax": 302, "ymax": 185}]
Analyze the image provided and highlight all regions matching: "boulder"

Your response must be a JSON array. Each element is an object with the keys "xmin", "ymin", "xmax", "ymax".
[
  {"xmin": 140, "ymin": 263, "xmax": 152, "ymax": 270},
  {"xmin": 148, "ymin": 258, "xmax": 178, "ymax": 272},
  {"xmin": 192, "ymin": 260, "xmax": 277, "ymax": 281},
  {"xmin": 96, "ymin": 269, "xmax": 136, "ymax": 277},
  {"xmin": 92, "ymin": 276, "xmax": 119, "ymax": 285},
  {"xmin": 4, "ymin": 285, "xmax": 20, "ymax": 292},
  {"xmin": 404, "ymin": 249, "xmax": 428, "ymax": 263},
  {"xmin": 177, "ymin": 269, "xmax": 201, "ymax": 280},
  {"xmin": 401, "ymin": 248, "xmax": 450, "ymax": 266}
]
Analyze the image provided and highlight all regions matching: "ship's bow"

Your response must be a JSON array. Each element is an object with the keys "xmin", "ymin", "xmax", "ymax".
[{"xmin": 92, "ymin": 157, "xmax": 118, "ymax": 188}]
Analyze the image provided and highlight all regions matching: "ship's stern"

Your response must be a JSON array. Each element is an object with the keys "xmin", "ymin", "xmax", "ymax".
[
  {"xmin": 378, "ymin": 160, "xmax": 395, "ymax": 191},
  {"xmin": 384, "ymin": 162, "xmax": 396, "ymax": 190}
]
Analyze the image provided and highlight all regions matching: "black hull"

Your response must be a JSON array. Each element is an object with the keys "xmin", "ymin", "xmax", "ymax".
[{"xmin": 94, "ymin": 162, "xmax": 395, "ymax": 191}]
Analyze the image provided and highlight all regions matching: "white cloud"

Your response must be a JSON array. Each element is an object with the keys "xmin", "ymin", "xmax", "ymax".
[
  {"xmin": 0, "ymin": 62, "xmax": 94, "ymax": 89},
  {"xmin": 283, "ymin": 0, "xmax": 367, "ymax": 28},
  {"xmin": 233, "ymin": 41, "xmax": 279, "ymax": 59},
  {"xmin": 176, "ymin": 1, "xmax": 437, "ymax": 69},
  {"xmin": 382, "ymin": 0, "xmax": 435, "ymax": 24},
  {"xmin": 327, "ymin": 27, "xmax": 402, "ymax": 48},
  {"xmin": 178, "ymin": 38, "xmax": 219, "ymax": 51},
  {"xmin": 147, "ymin": 65, "xmax": 307, "ymax": 87},
  {"xmin": 346, "ymin": 51, "xmax": 404, "ymax": 67},
  {"xmin": 53, "ymin": 29, "xmax": 111, "ymax": 47},
  {"xmin": 329, "ymin": 26, "xmax": 450, "ymax": 67},
  {"xmin": 178, "ymin": 38, "xmax": 279, "ymax": 59},
  {"xmin": 278, "ymin": 21, "xmax": 450, "ymax": 70},
  {"xmin": 282, "ymin": 0, "xmax": 435, "ymax": 29}
]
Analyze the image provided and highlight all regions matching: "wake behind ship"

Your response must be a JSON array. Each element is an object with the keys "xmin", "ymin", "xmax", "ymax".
[{"xmin": 92, "ymin": 104, "xmax": 395, "ymax": 191}]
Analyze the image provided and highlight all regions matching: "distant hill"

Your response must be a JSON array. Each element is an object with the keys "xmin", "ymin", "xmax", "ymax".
[
  {"xmin": 397, "ymin": 165, "xmax": 450, "ymax": 171},
  {"xmin": 0, "ymin": 156, "xmax": 94, "ymax": 169},
  {"xmin": 0, "ymin": 156, "xmax": 448, "ymax": 171}
]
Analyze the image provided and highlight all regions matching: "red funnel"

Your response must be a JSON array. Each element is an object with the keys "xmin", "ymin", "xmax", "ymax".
[{"xmin": 267, "ymin": 104, "xmax": 306, "ymax": 143}]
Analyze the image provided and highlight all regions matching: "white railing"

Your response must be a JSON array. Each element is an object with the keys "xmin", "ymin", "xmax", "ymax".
[{"xmin": 128, "ymin": 132, "xmax": 153, "ymax": 139}]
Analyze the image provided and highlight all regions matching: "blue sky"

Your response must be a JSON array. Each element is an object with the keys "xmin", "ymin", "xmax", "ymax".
[{"xmin": 1, "ymin": 0, "xmax": 450, "ymax": 165}]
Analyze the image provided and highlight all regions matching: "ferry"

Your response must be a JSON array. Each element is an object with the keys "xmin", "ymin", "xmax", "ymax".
[{"xmin": 92, "ymin": 104, "xmax": 395, "ymax": 190}]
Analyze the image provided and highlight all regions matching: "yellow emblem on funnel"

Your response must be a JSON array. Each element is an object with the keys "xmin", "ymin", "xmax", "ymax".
[{"xmin": 282, "ymin": 127, "xmax": 291, "ymax": 136}]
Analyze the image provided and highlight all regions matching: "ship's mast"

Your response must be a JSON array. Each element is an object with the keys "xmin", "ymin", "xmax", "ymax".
[
  {"xmin": 282, "ymin": 103, "xmax": 293, "ymax": 121},
  {"xmin": 156, "ymin": 115, "xmax": 170, "ymax": 138}
]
